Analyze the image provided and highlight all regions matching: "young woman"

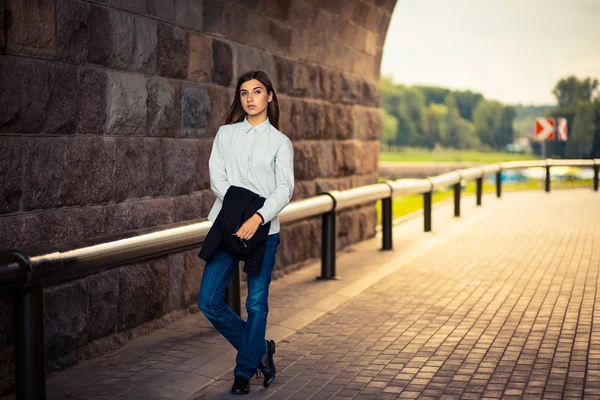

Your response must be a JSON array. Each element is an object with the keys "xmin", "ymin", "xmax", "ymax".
[{"xmin": 198, "ymin": 71, "xmax": 294, "ymax": 395}]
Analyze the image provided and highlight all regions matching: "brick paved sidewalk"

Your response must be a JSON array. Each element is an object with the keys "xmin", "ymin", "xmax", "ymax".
[
  {"xmin": 5, "ymin": 189, "xmax": 598, "ymax": 400},
  {"xmin": 196, "ymin": 189, "xmax": 600, "ymax": 399},
  {"xmin": 24, "ymin": 183, "xmax": 474, "ymax": 400}
]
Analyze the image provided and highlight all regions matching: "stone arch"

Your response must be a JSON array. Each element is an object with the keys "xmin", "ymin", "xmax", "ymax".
[{"xmin": 0, "ymin": 0, "xmax": 396, "ymax": 393}]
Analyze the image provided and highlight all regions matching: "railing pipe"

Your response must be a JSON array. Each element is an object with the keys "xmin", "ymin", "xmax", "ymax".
[
  {"xmin": 278, "ymin": 195, "xmax": 334, "ymax": 224},
  {"xmin": 499, "ymin": 160, "xmax": 546, "ymax": 170},
  {"xmin": 496, "ymin": 171, "xmax": 502, "ymax": 198},
  {"xmin": 381, "ymin": 197, "xmax": 393, "ymax": 250},
  {"xmin": 424, "ymin": 191, "xmax": 432, "ymax": 232},
  {"xmin": 457, "ymin": 167, "xmax": 484, "ymax": 181},
  {"xmin": 1, "ymin": 222, "xmax": 214, "ymax": 291},
  {"xmin": 334, "ymin": 184, "xmax": 391, "ymax": 211},
  {"xmin": 594, "ymin": 160, "xmax": 599, "ymax": 192},
  {"xmin": 476, "ymin": 177, "xmax": 483, "ymax": 206},
  {"xmin": 551, "ymin": 159, "xmax": 594, "ymax": 167},
  {"xmin": 387, "ymin": 178, "xmax": 432, "ymax": 196},
  {"xmin": 453, "ymin": 182, "xmax": 461, "ymax": 217},
  {"xmin": 14, "ymin": 287, "xmax": 46, "ymax": 400},
  {"xmin": 423, "ymin": 178, "xmax": 434, "ymax": 232},
  {"xmin": 429, "ymin": 171, "xmax": 461, "ymax": 191},
  {"xmin": 381, "ymin": 178, "xmax": 393, "ymax": 252},
  {"xmin": 480, "ymin": 163, "xmax": 501, "ymax": 176},
  {"xmin": 545, "ymin": 164, "xmax": 551, "ymax": 192},
  {"xmin": 320, "ymin": 210, "xmax": 337, "ymax": 279}
]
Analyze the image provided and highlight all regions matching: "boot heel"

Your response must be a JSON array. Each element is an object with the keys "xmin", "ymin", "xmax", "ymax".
[{"xmin": 272, "ymin": 341, "xmax": 276, "ymax": 355}]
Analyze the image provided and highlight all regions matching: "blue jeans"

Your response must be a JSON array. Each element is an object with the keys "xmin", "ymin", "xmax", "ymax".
[{"xmin": 198, "ymin": 234, "xmax": 280, "ymax": 379}]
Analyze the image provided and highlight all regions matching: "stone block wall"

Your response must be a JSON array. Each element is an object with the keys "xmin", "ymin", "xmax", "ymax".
[{"xmin": 0, "ymin": 0, "xmax": 395, "ymax": 394}]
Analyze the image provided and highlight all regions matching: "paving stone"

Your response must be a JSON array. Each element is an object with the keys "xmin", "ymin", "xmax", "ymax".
[
  {"xmin": 113, "ymin": 138, "xmax": 163, "ymax": 201},
  {"xmin": 180, "ymin": 83, "xmax": 211, "ymax": 138},
  {"xmin": 147, "ymin": 78, "xmax": 180, "ymax": 138},
  {"xmin": 22, "ymin": 138, "xmax": 114, "ymax": 210},
  {"xmin": 156, "ymin": 22, "xmax": 187, "ymax": 79},
  {"xmin": 210, "ymin": 40, "xmax": 232, "ymax": 87},
  {"xmin": 0, "ymin": 138, "xmax": 21, "ymax": 214},
  {"xmin": 117, "ymin": 259, "xmax": 169, "ymax": 331},
  {"xmin": 106, "ymin": 9, "xmax": 157, "ymax": 74},
  {"xmin": 87, "ymin": 270, "xmax": 119, "ymax": 341},
  {"xmin": 44, "ymin": 279, "xmax": 90, "ymax": 366},
  {"xmin": 77, "ymin": 67, "xmax": 107, "ymax": 135},
  {"xmin": 110, "ymin": 0, "xmax": 146, "ymax": 13},
  {"xmin": 187, "ymin": 33, "xmax": 212, "ymax": 82},
  {"xmin": 5, "ymin": 0, "xmax": 56, "ymax": 57},
  {"xmin": 147, "ymin": 0, "xmax": 175, "ymax": 22},
  {"xmin": 0, "ymin": 57, "xmax": 79, "ymax": 134},
  {"xmin": 174, "ymin": 0, "xmax": 203, "ymax": 31},
  {"xmin": 56, "ymin": 0, "xmax": 89, "ymax": 63},
  {"xmin": 106, "ymin": 71, "xmax": 148, "ymax": 136},
  {"xmin": 87, "ymin": 5, "xmax": 111, "ymax": 65}
]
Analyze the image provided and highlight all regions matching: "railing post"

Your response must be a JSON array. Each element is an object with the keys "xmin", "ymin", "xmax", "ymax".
[
  {"xmin": 545, "ymin": 165, "xmax": 551, "ymax": 192},
  {"xmin": 424, "ymin": 191, "xmax": 432, "ymax": 232},
  {"xmin": 319, "ymin": 211, "xmax": 337, "ymax": 279},
  {"xmin": 496, "ymin": 171, "xmax": 502, "ymax": 198},
  {"xmin": 224, "ymin": 262, "xmax": 241, "ymax": 316},
  {"xmin": 14, "ymin": 287, "xmax": 47, "ymax": 400},
  {"xmin": 381, "ymin": 197, "xmax": 393, "ymax": 250},
  {"xmin": 476, "ymin": 177, "xmax": 483, "ymax": 206},
  {"xmin": 594, "ymin": 164, "xmax": 599, "ymax": 192},
  {"xmin": 453, "ymin": 182, "xmax": 461, "ymax": 217}
]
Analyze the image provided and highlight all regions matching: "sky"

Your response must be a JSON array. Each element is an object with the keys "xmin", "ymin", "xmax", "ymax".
[{"xmin": 381, "ymin": 0, "xmax": 600, "ymax": 106}]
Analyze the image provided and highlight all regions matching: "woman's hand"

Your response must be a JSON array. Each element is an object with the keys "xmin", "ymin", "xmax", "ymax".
[{"xmin": 235, "ymin": 214, "xmax": 263, "ymax": 240}]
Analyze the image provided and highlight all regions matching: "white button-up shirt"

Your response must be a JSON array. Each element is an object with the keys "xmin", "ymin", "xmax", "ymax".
[{"xmin": 207, "ymin": 118, "xmax": 294, "ymax": 234}]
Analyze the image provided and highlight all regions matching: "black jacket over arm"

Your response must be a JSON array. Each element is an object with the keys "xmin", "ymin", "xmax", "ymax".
[{"xmin": 199, "ymin": 186, "xmax": 271, "ymax": 276}]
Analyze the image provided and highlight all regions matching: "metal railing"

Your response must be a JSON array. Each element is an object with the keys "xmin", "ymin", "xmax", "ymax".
[{"xmin": 1, "ymin": 158, "xmax": 598, "ymax": 400}]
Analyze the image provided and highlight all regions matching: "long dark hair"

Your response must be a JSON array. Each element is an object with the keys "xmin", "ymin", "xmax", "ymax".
[{"xmin": 221, "ymin": 70, "xmax": 280, "ymax": 130}]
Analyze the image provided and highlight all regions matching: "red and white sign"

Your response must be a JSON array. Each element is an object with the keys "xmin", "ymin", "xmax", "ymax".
[
  {"xmin": 534, "ymin": 117, "xmax": 568, "ymax": 141},
  {"xmin": 557, "ymin": 117, "xmax": 568, "ymax": 141},
  {"xmin": 535, "ymin": 118, "xmax": 555, "ymax": 140}
]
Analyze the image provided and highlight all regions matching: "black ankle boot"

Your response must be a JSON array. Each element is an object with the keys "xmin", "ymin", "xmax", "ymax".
[
  {"xmin": 258, "ymin": 339, "xmax": 276, "ymax": 388},
  {"xmin": 231, "ymin": 375, "xmax": 250, "ymax": 395}
]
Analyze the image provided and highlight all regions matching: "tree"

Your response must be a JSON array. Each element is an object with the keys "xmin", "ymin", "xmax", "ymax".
[
  {"xmin": 420, "ymin": 103, "xmax": 449, "ymax": 149},
  {"xmin": 453, "ymin": 90, "xmax": 483, "ymax": 121},
  {"xmin": 564, "ymin": 102, "xmax": 595, "ymax": 158},
  {"xmin": 495, "ymin": 106, "xmax": 516, "ymax": 149},
  {"xmin": 381, "ymin": 79, "xmax": 425, "ymax": 146},
  {"xmin": 414, "ymin": 85, "xmax": 450, "ymax": 106},
  {"xmin": 380, "ymin": 109, "xmax": 398, "ymax": 150},
  {"xmin": 473, "ymin": 100, "xmax": 504, "ymax": 149},
  {"xmin": 553, "ymin": 76, "xmax": 599, "ymax": 108},
  {"xmin": 395, "ymin": 108, "xmax": 419, "ymax": 146},
  {"xmin": 381, "ymin": 76, "xmax": 402, "ymax": 119},
  {"xmin": 547, "ymin": 105, "xmax": 576, "ymax": 158},
  {"xmin": 579, "ymin": 77, "xmax": 599, "ymax": 102},
  {"xmin": 444, "ymin": 94, "xmax": 461, "ymax": 148},
  {"xmin": 454, "ymin": 118, "xmax": 480, "ymax": 149},
  {"xmin": 592, "ymin": 99, "xmax": 600, "ymax": 158}
]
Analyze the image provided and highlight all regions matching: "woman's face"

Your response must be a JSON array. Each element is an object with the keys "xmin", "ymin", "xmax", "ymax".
[{"xmin": 240, "ymin": 79, "xmax": 273, "ymax": 120}]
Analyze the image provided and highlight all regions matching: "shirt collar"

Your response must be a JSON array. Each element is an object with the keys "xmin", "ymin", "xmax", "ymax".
[{"xmin": 243, "ymin": 117, "xmax": 271, "ymax": 134}]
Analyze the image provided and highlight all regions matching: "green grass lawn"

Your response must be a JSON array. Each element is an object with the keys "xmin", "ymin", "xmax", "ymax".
[
  {"xmin": 380, "ymin": 149, "xmax": 540, "ymax": 163},
  {"xmin": 376, "ymin": 179, "xmax": 594, "ymax": 224}
]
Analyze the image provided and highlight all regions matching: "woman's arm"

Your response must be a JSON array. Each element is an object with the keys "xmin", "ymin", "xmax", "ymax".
[
  {"xmin": 208, "ymin": 127, "xmax": 230, "ymax": 200},
  {"xmin": 256, "ymin": 137, "xmax": 294, "ymax": 224}
]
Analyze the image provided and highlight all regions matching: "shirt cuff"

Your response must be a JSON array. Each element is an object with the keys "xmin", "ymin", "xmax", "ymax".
[{"xmin": 255, "ymin": 212, "xmax": 265, "ymax": 224}]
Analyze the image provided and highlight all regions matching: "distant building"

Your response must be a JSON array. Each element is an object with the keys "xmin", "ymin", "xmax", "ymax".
[{"xmin": 506, "ymin": 137, "xmax": 533, "ymax": 154}]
